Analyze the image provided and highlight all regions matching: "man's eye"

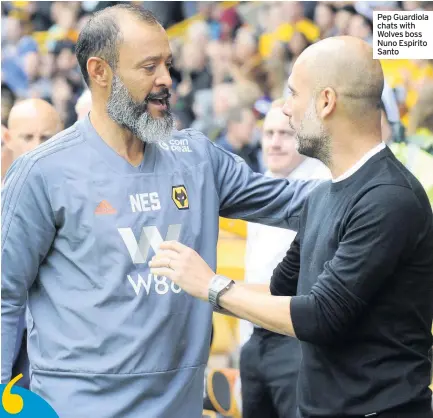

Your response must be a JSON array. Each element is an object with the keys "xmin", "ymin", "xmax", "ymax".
[
  {"xmin": 144, "ymin": 65, "xmax": 156, "ymax": 72},
  {"xmin": 166, "ymin": 62, "xmax": 173, "ymax": 69}
]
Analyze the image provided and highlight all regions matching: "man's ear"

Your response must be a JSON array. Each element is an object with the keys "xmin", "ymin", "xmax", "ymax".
[
  {"xmin": 1, "ymin": 126, "xmax": 11, "ymax": 145},
  {"xmin": 319, "ymin": 87, "xmax": 337, "ymax": 119},
  {"xmin": 87, "ymin": 57, "xmax": 112, "ymax": 88}
]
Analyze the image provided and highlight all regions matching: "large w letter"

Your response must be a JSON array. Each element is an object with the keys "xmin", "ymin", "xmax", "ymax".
[{"xmin": 118, "ymin": 224, "xmax": 182, "ymax": 264}]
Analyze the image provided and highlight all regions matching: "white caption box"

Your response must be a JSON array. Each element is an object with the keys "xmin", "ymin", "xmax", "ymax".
[{"xmin": 373, "ymin": 11, "xmax": 433, "ymax": 59}]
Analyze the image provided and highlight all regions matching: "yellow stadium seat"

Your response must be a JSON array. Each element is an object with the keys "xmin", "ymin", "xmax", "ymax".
[
  {"xmin": 219, "ymin": 218, "xmax": 247, "ymax": 238},
  {"xmin": 211, "ymin": 313, "xmax": 237, "ymax": 355},
  {"xmin": 211, "ymin": 222, "xmax": 247, "ymax": 354},
  {"xmin": 259, "ymin": 19, "xmax": 320, "ymax": 58}
]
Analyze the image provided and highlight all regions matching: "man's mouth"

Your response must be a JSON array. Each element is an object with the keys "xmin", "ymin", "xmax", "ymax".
[
  {"xmin": 147, "ymin": 92, "xmax": 171, "ymax": 108},
  {"xmin": 149, "ymin": 97, "xmax": 168, "ymax": 105}
]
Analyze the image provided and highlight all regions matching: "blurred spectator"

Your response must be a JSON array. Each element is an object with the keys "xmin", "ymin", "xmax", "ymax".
[
  {"xmin": 280, "ymin": 1, "xmax": 306, "ymax": 24},
  {"xmin": 215, "ymin": 106, "xmax": 264, "ymax": 173},
  {"xmin": 186, "ymin": 20, "xmax": 210, "ymax": 45},
  {"xmin": 347, "ymin": 10, "xmax": 373, "ymax": 43},
  {"xmin": 380, "ymin": 87, "xmax": 433, "ymax": 206},
  {"xmin": 52, "ymin": 39, "xmax": 83, "ymax": 94},
  {"xmin": 334, "ymin": 4, "xmax": 357, "ymax": 36},
  {"xmin": 399, "ymin": 60, "xmax": 433, "ymax": 123},
  {"xmin": 230, "ymin": 28, "xmax": 267, "ymax": 91},
  {"xmin": 46, "ymin": 1, "xmax": 81, "ymax": 50},
  {"xmin": 3, "ymin": 98, "xmax": 63, "ymax": 159},
  {"xmin": 2, "ymin": 36, "xmax": 39, "ymax": 98},
  {"xmin": 263, "ymin": 59, "xmax": 287, "ymax": 101},
  {"xmin": 287, "ymin": 31, "xmax": 311, "ymax": 68},
  {"xmin": 2, "ymin": 15, "xmax": 24, "ymax": 58},
  {"xmin": 218, "ymin": 6, "xmax": 241, "ymax": 42},
  {"xmin": 197, "ymin": 1, "xmax": 222, "ymax": 41},
  {"xmin": 197, "ymin": 82, "xmax": 241, "ymax": 140},
  {"xmin": 212, "ymin": 83, "xmax": 240, "ymax": 120},
  {"xmin": 258, "ymin": 1, "xmax": 319, "ymax": 59},
  {"xmin": 29, "ymin": 1, "xmax": 54, "ymax": 31},
  {"xmin": 407, "ymin": 83, "xmax": 433, "ymax": 152},
  {"xmin": 51, "ymin": 75, "xmax": 76, "ymax": 128},
  {"xmin": 207, "ymin": 40, "xmax": 234, "ymax": 85},
  {"xmin": 29, "ymin": 51, "xmax": 56, "ymax": 100},
  {"xmin": 174, "ymin": 41, "xmax": 212, "ymax": 128},
  {"xmin": 236, "ymin": 80, "xmax": 264, "ymax": 110},
  {"xmin": 190, "ymin": 89, "xmax": 214, "ymax": 134},
  {"xmin": 314, "ymin": 2, "xmax": 337, "ymax": 39}
]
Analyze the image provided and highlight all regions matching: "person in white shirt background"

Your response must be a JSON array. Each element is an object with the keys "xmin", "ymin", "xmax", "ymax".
[{"xmin": 238, "ymin": 99, "xmax": 331, "ymax": 418}]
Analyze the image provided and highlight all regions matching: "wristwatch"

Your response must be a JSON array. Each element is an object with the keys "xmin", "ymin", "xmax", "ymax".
[{"xmin": 208, "ymin": 275, "xmax": 235, "ymax": 310}]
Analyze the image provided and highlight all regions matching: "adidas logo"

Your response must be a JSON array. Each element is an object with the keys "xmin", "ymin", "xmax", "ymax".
[{"xmin": 95, "ymin": 200, "xmax": 117, "ymax": 215}]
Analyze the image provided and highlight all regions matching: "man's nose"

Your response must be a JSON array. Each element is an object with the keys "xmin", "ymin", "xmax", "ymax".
[
  {"xmin": 271, "ymin": 134, "xmax": 282, "ymax": 148},
  {"xmin": 282, "ymin": 98, "xmax": 292, "ymax": 118},
  {"xmin": 155, "ymin": 65, "xmax": 173, "ymax": 90}
]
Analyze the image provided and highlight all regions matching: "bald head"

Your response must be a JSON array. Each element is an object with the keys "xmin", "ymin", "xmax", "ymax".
[
  {"xmin": 282, "ymin": 36, "xmax": 384, "ymax": 166},
  {"xmin": 6, "ymin": 99, "xmax": 63, "ymax": 158},
  {"xmin": 295, "ymin": 36, "xmax": 384, "ymax": 115}
]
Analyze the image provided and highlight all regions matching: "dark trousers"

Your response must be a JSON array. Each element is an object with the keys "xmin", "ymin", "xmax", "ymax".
[
  {"xmin": 296, "ymin": 399, "xmax": 433, "ymax": 418},
  {"xmin": 240, "ymin": 328, "xmax": 301, "ymax": 418}
]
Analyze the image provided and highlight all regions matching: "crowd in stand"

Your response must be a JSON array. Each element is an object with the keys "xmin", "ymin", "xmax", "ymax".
[{"xmin": 1, "ymin": 1, "xmax": 433, "ymax": 188}]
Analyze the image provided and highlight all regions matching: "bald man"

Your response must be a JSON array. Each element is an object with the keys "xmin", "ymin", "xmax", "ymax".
[
  {"xmin": 152, "ymin": 36, "xmax": 433, "ymax": 418},
  {"xmin": 3, "ymin": 99, "xmax": 63, "ymax": 161},
  {"xmin": 2, "ymin": 99, "xmax": 62, "ymax": 390}
]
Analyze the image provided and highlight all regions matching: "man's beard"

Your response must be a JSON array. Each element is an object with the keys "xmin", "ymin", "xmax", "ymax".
[
  {"xmin": 106, "ymin": 75, "xmax": 175, "ymax": 145},
  {"xmin": 291, "ymin": 99, "xmax": 331, "ymax": 166}
]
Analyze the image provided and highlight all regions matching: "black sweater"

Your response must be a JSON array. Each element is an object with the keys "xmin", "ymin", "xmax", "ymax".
[{"xmin": 270, "ymin": 146, "xmax": 433, "ymax": 417}]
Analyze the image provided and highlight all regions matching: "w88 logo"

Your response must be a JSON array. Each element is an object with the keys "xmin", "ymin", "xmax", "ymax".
[{"xmin": 127, "ymin": 273, "xmax": 182, "ymax": 296}]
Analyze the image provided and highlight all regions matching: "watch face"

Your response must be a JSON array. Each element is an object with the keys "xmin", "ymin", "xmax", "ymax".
[{"xmin": 214, "ymin": 277, "xmax": 229, "ymax": 292}]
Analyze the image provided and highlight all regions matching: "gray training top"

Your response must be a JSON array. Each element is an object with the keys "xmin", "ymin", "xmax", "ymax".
[{"xmin": 1, "ymin": 116, "xmax": 317, "ymax": 418}]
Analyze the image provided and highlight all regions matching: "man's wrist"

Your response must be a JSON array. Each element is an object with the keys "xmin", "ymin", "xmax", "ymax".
[{"xmin": 208, "ymin": 275, "xmax": 235, "ymax": 309}]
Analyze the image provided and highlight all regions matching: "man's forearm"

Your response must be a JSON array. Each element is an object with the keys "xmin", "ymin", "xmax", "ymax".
[
  {"xmin": 212, "ymin": 282, "xmax": 270, "ymax": 318},
  {"xmin": 218, "ymin": 283, "xmax": 296, "ymax": 337}
]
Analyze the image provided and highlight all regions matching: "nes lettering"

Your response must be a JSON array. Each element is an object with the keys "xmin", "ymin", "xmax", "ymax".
[{"xmin": 129, "ymin": 192, "xmax": 161, "ymax": 213}]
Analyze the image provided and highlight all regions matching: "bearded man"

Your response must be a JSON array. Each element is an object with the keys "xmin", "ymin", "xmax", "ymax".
[{"xmin": 1, "ymin": 5, "xmax": 320, "ymax": 418}]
